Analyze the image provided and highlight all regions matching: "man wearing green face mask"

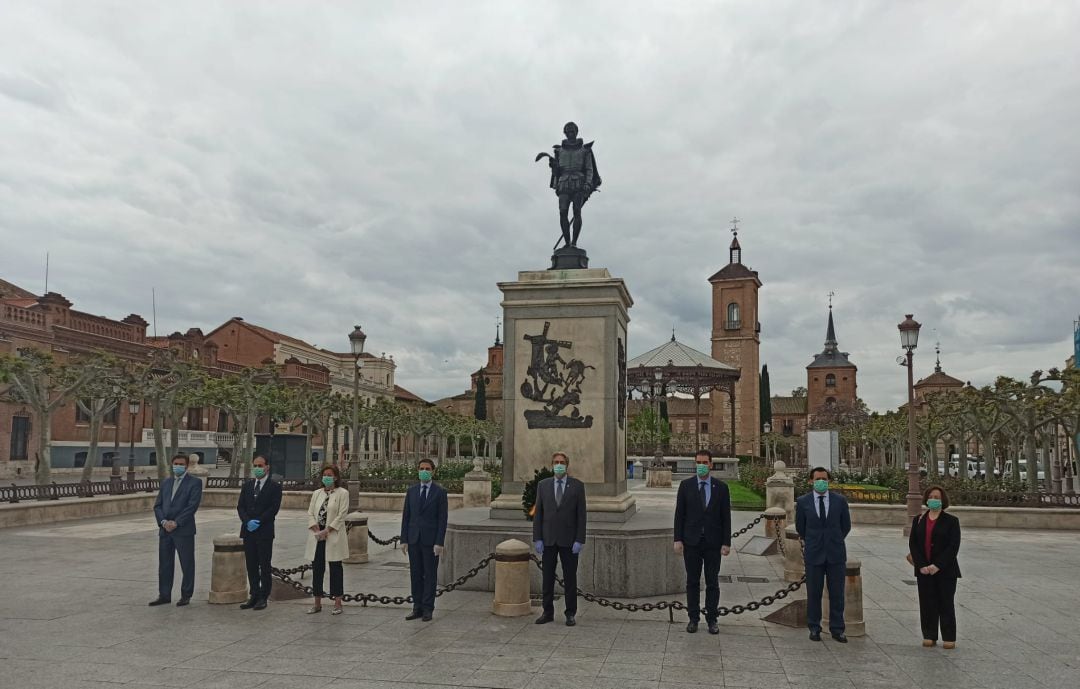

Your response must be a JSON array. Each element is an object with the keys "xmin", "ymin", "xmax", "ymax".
[
  {"xmin": 400, "ymin": 458, "xmax": 448, "ymax": 621},
  {"xmin": 237, "ymin": 455, "xmax": 282, "ymax": 611},
  {"xmin": 795, "ymin": 466, "xmax": 851, "ymax": 642},
  {"xmin": 673, "ymin": 449, "xmax": 732, "ymax": 634}
]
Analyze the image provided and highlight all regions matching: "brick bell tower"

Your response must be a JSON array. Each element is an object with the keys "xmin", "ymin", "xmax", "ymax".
[{"xmin": 709, "ymin": 219, "xmax": 762, "ymax": 456}]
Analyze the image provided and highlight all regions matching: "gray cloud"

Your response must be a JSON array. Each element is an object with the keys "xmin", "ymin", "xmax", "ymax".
[{"xmin": 1, "ymin": 0, "xmax": 1077, "ymax": 410}]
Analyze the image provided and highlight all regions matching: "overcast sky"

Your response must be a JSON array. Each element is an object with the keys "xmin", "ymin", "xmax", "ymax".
[{"xmin": 2, "ymin": 1, "xmax": 1078, "ymax": 410}]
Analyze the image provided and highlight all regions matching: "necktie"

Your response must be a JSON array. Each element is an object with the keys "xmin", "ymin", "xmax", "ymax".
[
  {"xmin": 818, "ymin": 495, "xmax": 826, "ymax": 520},
  {"xmin": 556, "ymin": 480, "xmax": 564, "ymax": 506},
  {"xmin": 700, "ymin": 481, "xmax": 707, "ymax": 507},
  {"xmin": 421, "ymin": 485, "xmax": 428, "ymax": 505},
  {"xmin": 254, "ymin": 480, "xmax": 261, "ymax": 499},
  {"xmin": 171, "ymin": 476, "xmax": 182, "ymax": 499}
]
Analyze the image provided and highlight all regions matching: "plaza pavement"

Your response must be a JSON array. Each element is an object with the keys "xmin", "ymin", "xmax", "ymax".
[{"xmin": 1, "ymin": 485, "xmax": 1079, "ymax": 689}]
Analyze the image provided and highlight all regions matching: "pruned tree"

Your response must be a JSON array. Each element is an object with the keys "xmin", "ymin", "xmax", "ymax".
[
  {"xmin": 0, "ymin": 349, "xmax": 100, "ymax": 484},
  {"xmin": 69, "ymin": 354, "xmax": 131, "ymax": 482}
]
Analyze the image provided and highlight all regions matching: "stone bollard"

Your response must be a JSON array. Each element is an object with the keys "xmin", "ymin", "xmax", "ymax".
[
  {"xmin": 783, "ymin": 525, "xmax": 805, "ymax": 583},
  {"xmin": 492, "ymin": 539, "xmax": 532, "ymax": 617},
  {"xmin": 765, "ymin": 460, "xmax": 794, "ymax": 537},
  {"xmin": 463, "ymin": 459, "xmax": 493, "ymax": 508},
  {"xmin": 764, "ymin": 506, "xmax": 787, "ymax": 540},
  {"xmin": 823, "ymin": 559, "xmax": 865, "ymax": 637},
  {"xmin": 344, "ymin": 512, "xmax": 369, "ymax": 564},
  {"xmin": 209, "ymin": 535, "xmax": 249, "ymax": 604},
  {"xmin": 646, "ymin": 466, "xmax": 672, "ymax": 488}
]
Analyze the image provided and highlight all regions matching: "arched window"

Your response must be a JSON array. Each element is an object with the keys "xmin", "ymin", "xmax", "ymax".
[
  {"xmin": 825, "ymin": 374, "xmax": 836, "ymax": 388},
  {"xmin": 726, "ymin": 302, "xmax": 741, "ymax": 329}
]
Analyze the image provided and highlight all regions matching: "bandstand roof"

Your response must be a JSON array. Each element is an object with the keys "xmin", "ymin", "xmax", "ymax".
[{"xmin": 628, "ymin": 338, "xmax": 738, "ymax": 371}]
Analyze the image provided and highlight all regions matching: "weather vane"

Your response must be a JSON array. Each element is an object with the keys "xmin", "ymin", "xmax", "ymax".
[
  {"xmin": 827, "ymin": 291, "xmax": 836, "ymax": 309},
  {"xmin": 730, "ymin": 217, "xmax": 740, "ymax": 237}
]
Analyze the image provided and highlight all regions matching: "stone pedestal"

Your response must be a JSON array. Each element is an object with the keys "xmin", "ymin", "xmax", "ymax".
[
  {"xmin": 464, "ymin": 460, "xmax": 493, "ymax": 508},
  {"xmin": 343, "ymin": 512, "xmax": 369, "ymax": 564},
  {"xmin": 823, "ymin": 559, "xmax": 865, "ymax": 637},
  {"xmin": 766, "ymin": 461, "xmax": 795, "ymax": 537},
  {"xmin": 646, "ymin": 468, "xmax": 672, "ymax": 488},
  {"xmin": 492, "ymin": 539, "xmax": 533, "ymax": 616},
  {"xmin": 489, "ymin": 267, "xmax": 636, "ymax": 523},
  {"xmin": 783, "ymin": 525, "xmax": 805, "ymax": 583},
  {"xmin": 443, "ymin": 507, "xmax": 685, "ymax": 597},
  {"xmin": 208, "ymin": 535, "xmax": 248, "ymax": 604}
]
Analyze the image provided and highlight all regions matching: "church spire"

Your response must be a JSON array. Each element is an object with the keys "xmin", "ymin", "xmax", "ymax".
[
  {"xmin": 494, "ymin": 317, "xmax": 501, "ymax": 346},
  {"xmin": 935, "ymin": 341, "xmax": 942, "ymax": 373},
  {"xmin": 823, "ymin": 297, "xmax": 838, "ymax": 354},
  {"xmin": 729, "ymin": 216, "xmax": 742, "ymax": 264}
]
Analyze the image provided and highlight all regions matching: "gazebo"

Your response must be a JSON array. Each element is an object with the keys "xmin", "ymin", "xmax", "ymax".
[{"xmin": 627, "ymin": 335, "xmax": 741, "ymax": 457}]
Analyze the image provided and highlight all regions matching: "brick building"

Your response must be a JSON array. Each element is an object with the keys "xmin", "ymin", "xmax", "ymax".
[{"xmin": 434, "ymin": 327, "xmax": 505, "ymax": 423}]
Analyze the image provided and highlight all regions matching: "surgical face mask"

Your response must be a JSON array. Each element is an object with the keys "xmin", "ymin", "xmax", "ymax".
[
  {"xmin": 253, "ymin": 467, "xmax": 266, "ymax": 479},
  {"xmin": 321, "ymin": 476, "xmax": 335, "ymax": 488},
  {"xmin": 695, "ymin": 463, "xmax": 710, "ymax": 478},
  {"xmin": 813, "ymin": 478, "xmax": 829, "ymax": 494},
  {"xmin": 927, "ymin": 498, "xmax": 943, "ymax": 511},
  {"xmin": 418, "ymin": 469, "xmax": 433, "ymax": 482},
  {"xmin": 552, "ymin": 463, "xmax": 567, "ymax": 476},
  {"xmin": 172, "ymin": 465, "xmax": 186, "ymax": 477}
]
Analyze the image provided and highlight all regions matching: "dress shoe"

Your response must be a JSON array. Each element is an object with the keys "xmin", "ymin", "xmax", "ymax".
[
  {"xmin": 922, "ymin": 639, "xmax": 936, "ymax": 647},
  {"xmin": 831, "ymin": 632, "xmax": 848, "ymax": 643},
  {"xmin": 942, "ymin": 641, "xmax": 956, "ymax": 650},
  {"xmin": 239, "ymin": 598, "xmax": 258, "ymax": 610},
  {"xmin": 176, "ymin": 598, "xmax": 191, "ymax": 607},
  {"xmin": 405, "ymin": 611, "xmax": 424, "ymax": 621},
  {"xmin": 686, "ymin": 621, "xmax": 698, "ymax": 633},
  {"xmin": 148, "ymin": 597, "xmax": 170, "ymax": 606},
  {"xmin": 422, "ymin": 613, "xmax": 433, "ymax": 622},
  {"xmin": 252, "ymin": 599, "xmax": 267, "ymax": 610},
  {"xmin": 809, "ymin": 631, "xmax": 822, "ymax": 641},
  {"xmin": 707, "ymin": 622, "xmax": 720, "ymax": 635},
  {"xmin": 535, "ymin": 613, "xmax": 554, "ymax": 625},
  {"xmin": 565, "ymin": 615, "xmax": 576, "ymax": 627}
]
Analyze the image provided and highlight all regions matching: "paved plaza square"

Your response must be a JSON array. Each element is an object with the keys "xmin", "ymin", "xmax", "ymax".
[{"xmin": 2, "ymin": 495, "xmax": 1079, "ymax": 689}]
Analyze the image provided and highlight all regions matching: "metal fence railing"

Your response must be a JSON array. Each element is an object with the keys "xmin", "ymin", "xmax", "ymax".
[{"xmin": 1, "ymin": 478, "xmax": 160, "ymax": 503}]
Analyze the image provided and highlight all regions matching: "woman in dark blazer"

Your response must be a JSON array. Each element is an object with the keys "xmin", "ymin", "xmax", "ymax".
[{"xmin": 908, "ymin": 485, "xmax": 961, "ymax": 649}]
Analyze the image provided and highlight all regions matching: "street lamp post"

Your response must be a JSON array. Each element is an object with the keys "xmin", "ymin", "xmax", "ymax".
[
  {"xmin": 763, "ymin": 422, "xmax": 772, "ymax": 463},
  {"xmin": 634, "ymin": 367, "xmax": 674, "ymax": 469},
  {"xmin": 127, "ymin": 398, "xmax": 141, "ymax": 486},
  {"xmin": 898, "ymin": 314, "xmax": 922, "ymax": 536},
  {"xmin": 347, "ymin": 325, "xmax": 367, "ymax": 512}
]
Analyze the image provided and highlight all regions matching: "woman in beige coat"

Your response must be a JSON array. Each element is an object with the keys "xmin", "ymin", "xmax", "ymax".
[{"xmin": 305, "ymin": 465, "xmax": 350, "ymax": 615}]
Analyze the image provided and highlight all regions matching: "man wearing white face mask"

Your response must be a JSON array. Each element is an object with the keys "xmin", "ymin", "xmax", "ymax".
[{"xmin": 795, "ymin": 467, "xmax": 851, "ymax": 642}]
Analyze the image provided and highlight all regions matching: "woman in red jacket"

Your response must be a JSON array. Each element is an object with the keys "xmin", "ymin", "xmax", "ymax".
[{"xmin": 908, "ymin": 485, "xmax": 962, "ymax": 649}]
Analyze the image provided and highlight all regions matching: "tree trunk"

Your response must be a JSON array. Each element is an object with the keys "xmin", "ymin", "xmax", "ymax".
[
  {"xmin": 228, "ymin": 419, "xmax": 244, "ymax": 479},
  {"xmin": 81, "ymin": 409, "xmax": 103, "ymax": 483},
  {"xmin": 35, "ymin": 408, "xmax": 52, "ymax": 485},
  {"xmin": 1025, "ymin": 431, "xmax": 1038, "ymax": 493},
  {"xmin": 981, "ymin": 433, "xmax": 996, "ymax": 483}
]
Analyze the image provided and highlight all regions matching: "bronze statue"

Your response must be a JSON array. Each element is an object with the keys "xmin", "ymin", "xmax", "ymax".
[{"xmin": 536, "ymin": 122, "xmax": 602, "ymax": 249}]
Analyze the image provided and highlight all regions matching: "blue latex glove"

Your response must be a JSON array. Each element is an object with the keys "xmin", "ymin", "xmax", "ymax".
[
  {"xmin": 246, "ymin": 519, "xmax": 260, "ymax": 531},
  {"xmin": 572, "ymin": 542, "xmax": 583, "ymax": 555},
  {"xmin": 534, "ymin": 540, "xmax": 544, "ymax": 555}
]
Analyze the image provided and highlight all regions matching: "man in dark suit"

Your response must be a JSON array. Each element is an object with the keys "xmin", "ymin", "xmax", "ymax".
[
  {"xmin": 533, "ymin": 451, "xmax": 587, "ymax": 627},
  {"xmin": 673, "ymin": 449, "xmax": 732, "ymax": 634},
  {"xmin": 400, "ymin": 458, "xmax": 448, "ymax": 621},
  {"xmin": 237, "ymin": 454, "xmax": 282, "ymax": 610},
  {"xmin": 795, "ymin": 466, "xmax": 852, "ymax": 642},
  {"xmin": 150, "ymin": 454, "xmax": 204, "ymax": 607}
]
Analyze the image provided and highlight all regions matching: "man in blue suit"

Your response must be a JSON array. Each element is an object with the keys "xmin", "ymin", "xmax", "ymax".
[
  {"xmin": 400, "ymin": 458, "xmax": 448, "ymax": 621},
  {"xmin": 795, "ymin": 466, "xmax": 851, "ymax": 642},
  {"xmin": 150, "ymin": 454, "xmax": 204, "ymax": 607},
  {"xmin": 237, "ymin": 454, "xmax": 282, "ymax": 610}
]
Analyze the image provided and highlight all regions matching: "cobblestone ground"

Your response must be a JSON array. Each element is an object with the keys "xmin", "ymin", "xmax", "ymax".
[{"xmin": 1, "ymin": 492, "xmax": 1078, "ymax": 689}]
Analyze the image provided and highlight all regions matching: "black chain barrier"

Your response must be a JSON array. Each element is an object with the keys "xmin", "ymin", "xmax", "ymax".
[
  {"xmin": 367, "ymin": 530, "xmax": 400, "ymax": 547},
  {"xmin": 272, "ymin": 513, "xmax": 806, "ymax": 617},
  {"xmin": 270, "ymin": 554, "xmax": 494, "ymax": 606}
]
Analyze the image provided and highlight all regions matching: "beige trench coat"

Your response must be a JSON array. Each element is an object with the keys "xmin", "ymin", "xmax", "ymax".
[{"xmin": 305, "ymin": 487, "xmax": 350, "ymax": 562}]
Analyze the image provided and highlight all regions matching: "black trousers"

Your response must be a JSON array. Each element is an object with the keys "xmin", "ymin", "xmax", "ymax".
[
  {"xmin": 243, "ymin": 536, "xmax": 274, "ymax": 601},
  {"xmin": 158, "ymin": 532, "xmax": 195, "ymax": 601},
  {"xmin": 541, "ymin": 545, "xmax": 578, "ymax": 616},
  {"xmin": 408, "ymin": 542, "xmax": 439, "ymax": 613},
  {"xmin": 805, "ymin": 561, "xmax": 846, "ymax": 634},
  {"xmin": 312, "ymin": 540, "xmax": 343, "ymax": 597},
  {"xmin": 683, "ymin": 543, "xmax": 723, "ymax": 622},
  {"xmin": 917, "ymin": 573, "xmax": 958, "ymax": 642}
]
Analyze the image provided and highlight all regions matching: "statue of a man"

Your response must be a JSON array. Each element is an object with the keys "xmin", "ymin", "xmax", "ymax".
[{"xmin": 538, "ymin": 122, "xmax": 602, "ymax": 248}]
